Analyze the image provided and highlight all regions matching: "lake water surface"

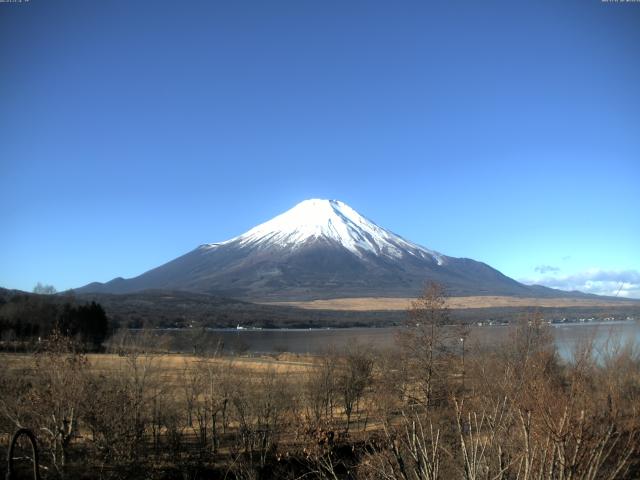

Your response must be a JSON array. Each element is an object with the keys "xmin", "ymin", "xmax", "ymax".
[{"xmin": 155, "ymin": 320, "xmax": 640, "ymax": 361}]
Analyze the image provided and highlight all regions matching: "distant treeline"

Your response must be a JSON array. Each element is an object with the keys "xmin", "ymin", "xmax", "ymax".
[
  {"xmin": 0, "ymin": 292, "xmax": 110, "ymax": 349},
  {"xmin": 1, "ymin": 287, "xmax": 639, "ymax": 342},
  {"xmin": 76, "ymin": 290, "xmax": 640, "ymax": 330}
]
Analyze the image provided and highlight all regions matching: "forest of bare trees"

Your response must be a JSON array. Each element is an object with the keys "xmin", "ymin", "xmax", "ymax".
[{"xmin": 1, "ymin": 284, "xmax": 639, "ymax": 479}]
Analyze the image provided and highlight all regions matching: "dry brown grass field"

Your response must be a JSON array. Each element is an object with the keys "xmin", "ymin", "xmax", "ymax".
[
  {"xmin": 0, "ymin": 351, "xmax": 317, "ymax": 377},
  {"xmin": 263, "ymin": 295, "xmax": 640, "ymax": 311}
]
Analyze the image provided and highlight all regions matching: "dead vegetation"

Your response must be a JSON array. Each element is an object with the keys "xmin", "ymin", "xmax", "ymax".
[
  {"xmin": 1, "ymin": 284, "xmax": 639, "ymax": 479},
  {"xmin": 264, "ymin": 295, "xmax": 640, "ymax": 311}
]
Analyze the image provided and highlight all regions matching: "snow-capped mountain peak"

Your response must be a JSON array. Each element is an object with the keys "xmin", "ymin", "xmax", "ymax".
[
  {"xmin": 79, "ymin": 198, "xmax": 570, "ymax": 300},
  {"xmin": 205, "ymin": 199, "xmax": 443, "ymax": 263}
]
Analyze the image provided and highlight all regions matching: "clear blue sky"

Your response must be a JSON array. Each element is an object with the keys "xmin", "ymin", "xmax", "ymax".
[{"xmin": 1, "ymin": 0, "xmax": 639, "ymax": 297}]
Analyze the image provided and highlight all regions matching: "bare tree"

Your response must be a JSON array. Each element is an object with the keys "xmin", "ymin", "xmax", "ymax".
[
  {"xmin": 397, "ymin": 282, "xmax": 455, "ymax": 407},
  {"xmin": 229, "ymin": 367, "xmax": 296, "ymax": 472},
  {"xmin": 362, "ymin": 407, "xmax": 442, "ymax": 480},
  {"xmin": 33, "ymin": 282, "xmax": 57, "ymax": 295},
  {"xmin": 336, "ymin": 344, "xmax": 373, "ymax": 433},
  {"xmin": 28, "ymin": 330, "xmax": 87, "ymax": 473},
  {"xmin": 302, "ymin": 349, "xmax": 338, "ymax": 429}
]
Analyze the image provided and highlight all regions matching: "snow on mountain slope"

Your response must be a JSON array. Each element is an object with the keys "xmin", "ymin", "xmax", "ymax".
[
  {"xmin": 202, "ymin": 199, "xmax": 444, "ymax": 264},
  {"xmin": 78, "ymin": 198, "xmax": 581, "ymax": 300}
]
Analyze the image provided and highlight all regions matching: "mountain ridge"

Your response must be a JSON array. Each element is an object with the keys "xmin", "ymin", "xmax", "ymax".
[{"xmin": 78, "ymin": 199, "xmax": 598, "ymax": 301}]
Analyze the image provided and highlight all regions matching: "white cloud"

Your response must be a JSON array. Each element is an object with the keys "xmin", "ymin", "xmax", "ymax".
[
  {"xmin": 520, "ymin": 269, "xmax": 640, "ymax": 299},
  {"xmin": 534, "ymin": 264, "xmax": 560, "ymax": 274}
]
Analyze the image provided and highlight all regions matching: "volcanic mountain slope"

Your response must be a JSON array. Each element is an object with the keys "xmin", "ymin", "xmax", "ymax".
[{"xmin": 79, "ymin": 199, "xmax": 582, "ymax": 301}]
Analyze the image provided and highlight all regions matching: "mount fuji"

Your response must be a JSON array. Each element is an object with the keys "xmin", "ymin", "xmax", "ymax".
[{"xmin": 79, "ymin": 199, "xmax": 572, "ymax": 300}]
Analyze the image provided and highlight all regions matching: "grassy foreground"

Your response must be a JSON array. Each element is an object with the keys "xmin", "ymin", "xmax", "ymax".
[{"xmin": 1, "ymin": 303, "xmax": 639, "ymax": 479}]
